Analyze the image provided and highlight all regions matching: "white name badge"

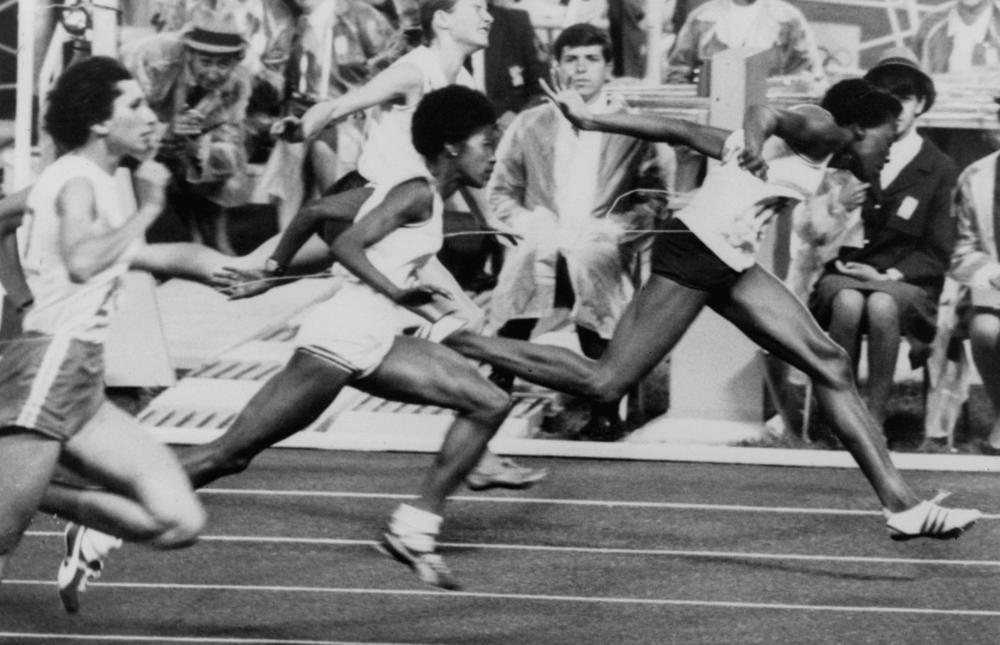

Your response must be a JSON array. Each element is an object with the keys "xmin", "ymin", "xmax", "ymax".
[{"xmin": 896, "ymin": 195, "xmax": 918, "ymax": 220}]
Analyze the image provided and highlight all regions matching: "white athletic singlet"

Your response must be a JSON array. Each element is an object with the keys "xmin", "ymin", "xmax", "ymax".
[
  {"xmin": 677, "ymin": 126, "xmax": 832, "ymax": 271},
  {"xmin": 356, "ymin": 46, "xmax": 474, "ymax": 185},
  {"xmin": 347, "ymin": 170, "xmax": 445, "ymax": 286},
  {"xmin": 297, "ymin": 171, "xmax": 448, "ymax": 375},
  {"xmin": 18, "ymin": 155, "xmax": 140, "ymax": 343}
]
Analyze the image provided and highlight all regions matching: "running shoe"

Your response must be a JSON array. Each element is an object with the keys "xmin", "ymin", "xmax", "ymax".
[
  {"xmin": 465, "ymin": 457, "xmax": 549, "ymax": 492},
  {"xmin": 57, "ymin": 523, "xmax": 104, "ymax": 614},
  {"xmin": 884, "ymin": 492, "xmax": 983, "ymax": 541},
  {"xmin": 377, "ymin": 530, "xmax": 460, "ymax": 590}
]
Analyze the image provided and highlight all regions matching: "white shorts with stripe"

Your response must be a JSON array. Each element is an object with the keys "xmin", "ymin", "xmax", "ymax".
[
  {"xmin": 0, "ymin": 332, "xmax": 105, "ymax": 441},
  {"xmin": 295, "ymin": 274, "xmax": 485, "ymax": 377}
]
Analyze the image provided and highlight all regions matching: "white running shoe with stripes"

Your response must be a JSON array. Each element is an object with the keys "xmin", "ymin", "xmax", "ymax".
[
  {"xmin": 377, "ymin": 530, "xmax": 460, "ymax": 590},
  {"xmin": 884, "ymin": 492, "xmax": 983, "ymax": 542},
  {"xmin": 56, "ymin": 523, "xmax": 121, "ymax": 613}
]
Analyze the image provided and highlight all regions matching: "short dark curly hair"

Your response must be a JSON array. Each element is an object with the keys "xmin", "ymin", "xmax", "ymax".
[
  {"xmin": 820, "ymin": 78, "xmax": 901, "ymax": 129},
  {"xmin": 44, "ymin": 56, "xmax": 133, "ymax": 150},
  {"xmin": 411, "ymin": 86, "xmax": 496, "ymax": 160}
]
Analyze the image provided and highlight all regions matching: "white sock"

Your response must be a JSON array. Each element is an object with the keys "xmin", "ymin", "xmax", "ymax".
[{"xmin": 389, "ymin": 504, "xmax": 442, "ymax": 552}]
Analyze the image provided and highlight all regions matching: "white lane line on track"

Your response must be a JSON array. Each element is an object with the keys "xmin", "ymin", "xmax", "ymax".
[
  {"xmin": 21, "ymin": 532, "xmax": 1000, "ymax": 567},
  {"xmin": 196, "ymin": 489, "xmax": 1000, "ymax": 520},
  {"xmin": 5, "ymin": 580, "xmax": 1000, "ymax": 617},
  {"xmin": 0, "ymin": 635, "xmax": 424, "ymax": 645}
]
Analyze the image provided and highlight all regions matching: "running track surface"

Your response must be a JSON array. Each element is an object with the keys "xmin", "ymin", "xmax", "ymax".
[{"xmin": 2, "ymin": 450, "xmax": 999, "ymax": 645}]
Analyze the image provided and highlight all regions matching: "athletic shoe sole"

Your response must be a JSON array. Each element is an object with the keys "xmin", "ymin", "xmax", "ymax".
[{"xmin": 375, "ymin": 531, "xmax": 460, "ymax": 591}]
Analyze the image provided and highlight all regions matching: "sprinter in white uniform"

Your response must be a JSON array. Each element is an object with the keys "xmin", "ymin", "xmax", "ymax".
[
  {"xmin": 448, "ymin": 77, "xmax": 984, "ymax": 542},
  {"xmin": 0, "ymin": 57, "xmax": 205, "ymax": 609},
  {"xmin": 81, "ymin": 87, "xmax": 510, "ymax": 594}
]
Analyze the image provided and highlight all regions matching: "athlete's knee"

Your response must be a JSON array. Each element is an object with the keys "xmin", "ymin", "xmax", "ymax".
[
  {"xmin": 150, "ymin": 499, "xmax": 206, "ymax": 550},
  {"xmin": 466, "ymin": 383, "xmax": 513, "ymax": 426},
  {"xmin": 807, "ymin": 339, "xmax": 855, "ymax": 390}
]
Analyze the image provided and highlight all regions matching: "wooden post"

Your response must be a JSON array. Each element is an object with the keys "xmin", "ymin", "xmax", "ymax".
[{"xmin": 666, "ymin": 48, "xmax": 771, "ymax": 430}]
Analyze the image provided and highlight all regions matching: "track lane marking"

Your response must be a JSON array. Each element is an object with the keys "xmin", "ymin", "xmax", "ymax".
[
  {"xmin": 194, "ymin": 488, "xmax": 1000, "ymax": 520},
  {"xmin": 0, "ymin": 635, "xmax": 424, "ymax": 645},
  {"xmin": 21, "ymin": 532, "xmax": 1000, "ymax": 567},
  {"xmin": 4, "ymin": 580, "xmax": 1000, "ymax": 617}
]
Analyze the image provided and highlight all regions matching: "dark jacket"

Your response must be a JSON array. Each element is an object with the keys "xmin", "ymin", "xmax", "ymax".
[
  {"xmin": 484, "ymin": 5, "xmax": 548, "ymax": 115},
  {"xmin": 836, "ymin": 136, "xmax": 958, "ymax": 292}
]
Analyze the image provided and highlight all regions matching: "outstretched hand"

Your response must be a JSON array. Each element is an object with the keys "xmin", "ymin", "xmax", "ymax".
[
  {"xmin": 737, "ymin": 148, "xmax": 769, "ymax": 180},
  {"xmin": 213, "ymin": 266, "xmax": 282, "ymax": 300},
  {"xmin": 539, "ymin": 77, "xmax": 592, "ymax": 130}
]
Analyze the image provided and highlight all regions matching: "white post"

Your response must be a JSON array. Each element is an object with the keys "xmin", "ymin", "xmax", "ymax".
[
  {"xmin": 643, "ymin": 0, "xmax": 663, "ymax": 85},
  {"xmin": 14, "ymin": 0, "xmax": 37, "ymax": 190},
  {"xmin": 665, "ymin": 48, "xmax": 771, "ymax": 436},
  {"xmin": 91, "ymin": 0, "xmax": 120, "ymax": 57}
]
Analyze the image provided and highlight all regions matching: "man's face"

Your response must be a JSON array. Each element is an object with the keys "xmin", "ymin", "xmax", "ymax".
[
  {"xmin": 847, "ymin": 120, "xmax": 896, "ymax": 181},
  {"xmin": 557, "ymin": 44, "xmax": 610, "ymax": 103},
  {"xmin": 105, "ymin": 80, "xmax": 158, "ymax": 158},
  {"xmin": 187, "ymin": 50, "xmax": 241, "ymax": 91}
]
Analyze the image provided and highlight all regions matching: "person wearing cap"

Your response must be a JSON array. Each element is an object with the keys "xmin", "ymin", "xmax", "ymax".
[
  {"xmin": 120, "ymin": 10, "xmax": 253, "ymax": 254},
  {"xmin": 807, "ymin": 47, "xmax": 958, "ymax": 429}
]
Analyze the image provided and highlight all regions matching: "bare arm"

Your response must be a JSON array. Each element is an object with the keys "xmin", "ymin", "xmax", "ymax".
[
  {"xmin": 279, "ymin": 61, "xmax": 423, "ymax": 140},
  {"xmin": 539, "ymin": 79, "xmax": 729, "ymax": 159},
  {"xmin": 741, "ymin": 104, "xmax": 838, "ymax": 176},
  {"xmin": 0, "ymin": 187, "xmax": 32, "ymax": 310},
  {"xmin": 59, "ymin": 162, "xmax": 168, "ymax": 283},
  {"xmin": 329, "ymin": 178, "xmax": 448, "ymax": 305}
]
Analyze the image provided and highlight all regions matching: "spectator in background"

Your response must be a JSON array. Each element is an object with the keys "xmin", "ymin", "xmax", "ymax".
[
  {"xmin": 914, "ymin": 0, "xmax": 1000, "ymax": 171},
  {"xmin": 665, "ymin": 0, "xmax": 824, "ymax": 84},
  {"xmin": 915, "ymin": 0, "xmax": 1000, "ymax": 74},
  {"xmin": 150, "ymin": 0, "xmax": 300, "ymax": 97},
  {"xmin": 284, "ymin": 0, "xmax": 395, "ymax": 193},
  {"xmin": 479, "ymin": 0, "xmax": 549, "ymax": 129},
  {"xmin": 121, "ymin": 11, "xmax": 254, "ymax": 254},
  {"xmin": 808, "ymin": 48, "xmax": 957, "ymax": 428},
  {"xmin": 947, "ymin": 120, "xmax": 1000, "ymax": 453},
  {"xmin": 485, "ymin": 24, "xmax": 667, "ymax": 440}
]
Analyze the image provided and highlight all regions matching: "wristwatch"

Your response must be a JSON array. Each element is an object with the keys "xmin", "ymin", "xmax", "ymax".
[{"xmin": 264, "ymin": 258, "xmax": 287, "ymax": 277}]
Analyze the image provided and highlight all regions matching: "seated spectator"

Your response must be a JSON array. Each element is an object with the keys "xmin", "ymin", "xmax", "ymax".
[
  {"xmin": 808, "ymin": 48, "xmax": 957, "ymax": 427},
  {"xmin": 948, "ymin": 126, "xmax": 1000, "ymax": 453},
  {"xmin": 485, "ymin": 23, "xmax": 667, "ymax": 440},
  {"xmin": 915, "ymin": 0, "xmax": 1000, "ymax": 74},
  {"xmin": 285, "ymin": 0, "xmax": 395, "ymax": 193},
  {"xmin": 664, "ymin": 0, "xmax": 825, "ymax": 84},
  {"xmin": 121, "ymin": 11, "xmax": 254, "ymax": 254}
]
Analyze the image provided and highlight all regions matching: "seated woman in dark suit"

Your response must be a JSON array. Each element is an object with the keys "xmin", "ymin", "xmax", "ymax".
[{"xmin": 809, "ymin": 48, "xmax": 957, "ymax": 428}]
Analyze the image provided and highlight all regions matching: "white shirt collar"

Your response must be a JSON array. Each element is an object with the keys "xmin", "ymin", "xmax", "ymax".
[{"xmin": 880, "ymin": 128, "xmax": 922, "ymax": 188}]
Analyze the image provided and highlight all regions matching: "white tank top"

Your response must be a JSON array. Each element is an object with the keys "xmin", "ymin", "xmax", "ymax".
[
  {"xmin": 19, "ymin": 155, "xmax": 139, "ymax": 343},
  {"xmin": 356, "ymin": 46, "xmax": 474, "ymax": 185},
  {"xmin": 344, "ymin": 171, "xmax": 445, "ymax": 288},
  {"xmin": 677, "ymin": 128, "xmax": 831, "ymax": 271}
]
